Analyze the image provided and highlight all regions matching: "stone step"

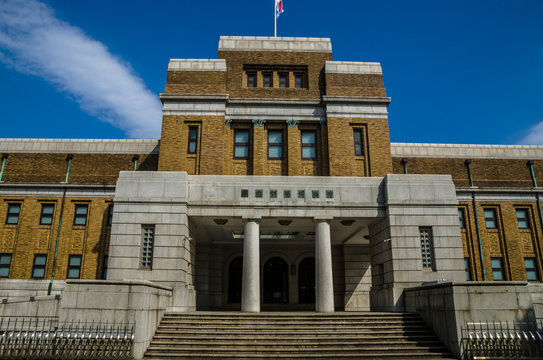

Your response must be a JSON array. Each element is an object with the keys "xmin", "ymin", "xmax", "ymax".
[
  {"xmin": 153, "ymin": 330, "xmax": 437, "ymax": 338},
  {"xmin": 147, "ymin": 340, "xmax": 444, "ymax": 348},
  {"xmin": 153, "ymin": 324, "xmax": 432, "ymax": 332},
  {"xmin": 145, "ymin": 345, "xmax": 450, "ymax": 354},
  {"xmin": 144, "ymin": 351, "xmax": 455, "ymax": 359},
  {"xmin": 150, "ymin": 334, "xmax": 441, "ymax": 342},
  {"xmin": 161, "ymin": 314, "xmax": 421, "ymax": 320},
  {"xmin": 144, "ymin": 312, "xmax": 454, "ymax": 360},
  {"xmin": 158, "ymin": 319, "xmax": 425, "ymax": 325}
]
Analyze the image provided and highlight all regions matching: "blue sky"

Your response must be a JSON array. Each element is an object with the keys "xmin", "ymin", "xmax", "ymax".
[{"xmin": 1, "ymin": 0, "xmax": 542, "ymax": 144}]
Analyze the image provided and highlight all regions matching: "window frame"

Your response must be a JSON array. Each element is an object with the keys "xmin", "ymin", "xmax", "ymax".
[
  {"xmin": 267, "ymin": 129, "xmax": 283, "ymax": 160},
  {"xmin": 301, "ymin": 130, "xmax": 317, "ymax": 160},
  {"xmin": 484, "ymin": 208, "xmax": 497, "ymax": 229},
  {"xmin": 458, "ymin": 208, "xmax": 466, "ymax": 229},
  {"xmin": 234, "ymin": 129, "xmax": 250, "ymax": 159},
  {"xmin": 246, "ymin": 72, "xmax": 257, "ymax": 88},
  {"xmin": 39, "ymin": 203, "xmax": 55, "ymax": 225},
  {"xmin": 6, "ymin": 203, "xmax": 21, "ymax": 225},
  {"xmin": 353, "ymin": 128, "xmax": 364, "ymax": 156},
  {"xmin": 0, "ymin": 253, "xmax": 12, "ymax": 278},
  {"xmin": 294, "ymin": 73, "xmax": 305, "ymax": 88},
  {"xmin": 464, "ymin": 258, "xmax": 471, "ymax": 281},
  {"xmin": 278, "ymin": 72, "xmax": 289, "ymax": 88},
  {"xmin": 73, "ymin": 204, "xmax": 89, "ymax": 226},
  {"xmin": 420, "ymin": 227, "xmax": 435, "ymax": 270},
  {"xmin": 516, "ymin": 209, "xmax": 530, "ymax": 229},
  {"xmin": 107, "ymin": 204, "xmax": 114, "ymax": 226},
  {"xmin": 66, "ymin": 254, "xmax": 82, "ymax": 279},
  {"xmin": 141, "ymin": 225, "xmax": 155, "ymax": 270},
  {"xmin": 187, "ymin": 126, "xmax": 198, "ymax": 154},
  {"xmin": 525, "ymin": 257, "xmax": 539, "ymax": 281},
  {"xmin": 31, "ymin": 254, "xmax": 47, "ymax": 279},
  {"xmin": 262, "ymin": 72, "xmax": 273, "ymax": 88},
  {"xmin": 491, "ymin": 257, "xmax": 505, "ymax": 281},
  {"xmin": 101, "ymin": 255, "xmax": 109, "ymax": 280}
]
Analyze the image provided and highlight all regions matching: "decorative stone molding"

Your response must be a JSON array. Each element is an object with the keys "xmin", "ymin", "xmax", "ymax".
[
  {"xmin": 286, "ymin": 119, "xmax": 299, "ymax": 127},
  {"xmin": 252, "ymin": 119, "xmax": 266, "ymax": 127}
]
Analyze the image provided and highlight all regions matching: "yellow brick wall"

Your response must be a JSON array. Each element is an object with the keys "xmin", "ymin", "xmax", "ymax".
[
  {"xmin": 0, "ymin": 196, "xmax": 111, "ymax": 280},
  {"xmin": 460, "ymin": 200, "xmax": 543, "ymax": 282}
]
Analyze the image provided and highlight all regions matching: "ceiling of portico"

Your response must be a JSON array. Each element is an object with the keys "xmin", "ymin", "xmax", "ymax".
[{"xmin": 190, "ymin": 216, "xmax": 374, "ymax": 245}]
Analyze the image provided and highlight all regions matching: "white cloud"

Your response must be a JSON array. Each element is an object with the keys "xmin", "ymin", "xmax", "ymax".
[
  {"xmin": 0, "ymin": 0, "xmax": 162, "ymax": 138},
  {"xmin": 518, "ymin": 121, "xmax": 543, "ymax": 145}
]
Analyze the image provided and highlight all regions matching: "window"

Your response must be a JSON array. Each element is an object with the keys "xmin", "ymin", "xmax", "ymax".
[
  {"xmin": 141, "ymin": 225, "xmax": 155, "ymax": 269},
  {"xmin": 464, "ymin": 258, "xmax": 471, "ymax": 281},
  {"xmin": 283, "ymin": 190, "xmax": 291, "ymax": 199},
  {"xmin": 268, "ymin": 130, "xmax": 283, "ymax": 159},
  {"xmin": 484, "ymin": 209, "xmax": 497, "ymax": 229},
  {"xmin": 263, "ymin": 72, "xmax": 273, "ymax": 87},
  {"xmin": 241, "ymin": 189, "xmax": 249, "ymax": 198},
  {"xmin": 67, "ymin": 255, "xmax": 82, "ymax": 279},
  {"xmin": 40, "ymin": 204, "xmax": 54, "ymax": 225},
  {"xmin": 247, "ymin": 72, "xmax": 256, "ymax": 88},
  {"xmin": 107, "ymin": 205, "xmax": 114, "ymax": 226},
  {"xmin": 73, "ymin": 204, "xmax": 88, "ymax": 226},
  {"xmin": 420, "ymin": 227, "xmax": 434, "ymax": 270},
  {"xmin": 326, "ymin": 190, "xmax": 334, "ymax": 199},
  {"xmin": 516, "ymin": 209, "xmax": 530, "ymax": 229},
  {"xmin": 270, "ymin": 190, "xmax": 277, "ymax": 199},
  {"xmin": 301, "ymin": 131, "xmax": 316, "ymax": 160},
  {"xmin": 312, "ymin": 190, "xmax": 319, "ymax": 199},
  {"xmin": 188, "ymin": 126, "xmax": 198, "ymax": 154},
  {"xmin": 102, "ymin": 255, "xmax": 108, "ymax": 280},
  {"xmin": 31, "ymin": 254, "xmax": 47, "ymax": 279},
  {"xmin": 353, "ymin": 129, "xmax": 364, "ymax": 156},
  {"xmin": 6, "ymin": 203, "xmax": 20, "ymax": 225},
  {"xmin": 295, "ymin": 73, "xmax": 305, "ymax": 88},
  {"xmin": 491, "ymin": 258, "xmax": 504, "ymax": 280},
  {"xmin": 458, "ymin": 209, "xmax": 465, "ymax": 229},
  {"xmin": 525, "ymin": 258, "xmax": 539, "ymax": 281},
  {"xmin": 0, "ymin": 254, "xmax": 12, "ymax": 278},
  {"xmin": 234, "ymin": 130, "xmax": 250, "ymax": 159},
  {"xmin": 297, "ymin": 190, "xmax": 305, "ymax": 199},
  {"xmin": 279, "ymin": 73, "xmax": 289, "ymax": 88}
]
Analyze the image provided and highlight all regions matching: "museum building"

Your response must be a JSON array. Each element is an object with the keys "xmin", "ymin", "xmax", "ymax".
[{"xmin": 1, "ymin": 36, "xmax": 543, "ymax": 315}]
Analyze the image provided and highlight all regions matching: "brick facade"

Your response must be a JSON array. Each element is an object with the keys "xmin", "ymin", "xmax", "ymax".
[{"xmin": 0, "ymin": 35, "xmax": 542, "ymax": 287}]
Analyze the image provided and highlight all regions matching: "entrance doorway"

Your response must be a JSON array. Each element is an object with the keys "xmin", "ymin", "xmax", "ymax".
[
  {"xmin": 298, "ymin": 257, "xmax": 315, "ymax": 304},
  {"xmin": 263, "ymin": 257, "xmax": 289, "ymax": 303},
  {"xmin": 228, "ymin": 257, "xmax": 243, "ymax": 303}
]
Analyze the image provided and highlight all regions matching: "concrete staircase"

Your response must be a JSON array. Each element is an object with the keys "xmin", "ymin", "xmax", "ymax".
[{"xmin": 144, "ymin": 312, "xmax": 456, "ymax": 359}]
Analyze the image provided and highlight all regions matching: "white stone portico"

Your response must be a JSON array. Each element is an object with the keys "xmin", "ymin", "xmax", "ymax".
[{"xmin": 107, "ymin": 172, "xmax": 465, "ymax": 312}]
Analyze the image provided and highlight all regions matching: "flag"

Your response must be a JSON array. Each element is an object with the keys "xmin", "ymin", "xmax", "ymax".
[{"xmin": 276, "ymin": 0, "xmax": 284, "ymax": 19}]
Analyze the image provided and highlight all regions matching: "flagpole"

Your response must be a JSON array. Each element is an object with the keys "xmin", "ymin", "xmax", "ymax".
[{"xmin": 274, "ymin": 0, "xmax": 277, "ymax": 37}]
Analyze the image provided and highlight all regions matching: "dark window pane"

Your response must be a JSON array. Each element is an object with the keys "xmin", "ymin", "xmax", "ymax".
[
  {"xmin": 40, "ymin": 204, "xmax": 54, "ymax": 225},
  {"xmin": 295, "ymin": 74, "xmax": 304, "ymax": 88},
  {"xmin": 302, "ymin": 147, "xmax": 315, "ymax": 159},
  {"xmin": 301, "ymin": 132, "xmax": 315, "ymax": 144},
  {"xmin": 247, "ymin": 73, "xmax": 256, "ymax": 87},
  {"xmin": 6, "ymin": 204, "xmax": 21, "ymax": 225},
  {"xmin": 484, "ymin": 209, "xmax": 497, "ymax": 229},
  {"xmin": 491, "ymin": 258, "xmax": 504, "ymax": 280},
  {"xmin": 263, "ymin": 73, "xmax": 272, "ymax": 87}
]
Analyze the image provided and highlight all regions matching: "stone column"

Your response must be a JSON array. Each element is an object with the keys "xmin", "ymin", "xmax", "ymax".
[
  {"xmin": 242, "ymin": 218, "xmax": 260, "ymax": 312},
  {"xmin": 315, "ymin": 218, "xmax": 334, "ymax": 312}
]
